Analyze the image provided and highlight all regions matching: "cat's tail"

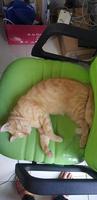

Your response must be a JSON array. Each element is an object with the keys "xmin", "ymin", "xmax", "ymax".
[{"xmin": 85, "ymin": 86, "xmax": 94, "ymax": 128}]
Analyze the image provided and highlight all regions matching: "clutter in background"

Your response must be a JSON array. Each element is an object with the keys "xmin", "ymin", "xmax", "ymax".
[
  {"xmin": 2, "ymin": 0, "xmax": 50, "ymax": 25},
  {"xmin": 1, "ymin": 0, "xmax": 97, "ymax": 63},
  {"xmin": 69, "ymin": 0, "xmax": 97, "ymax": 30},
  {"xmin": 50, "ymin": 0, "xmax": 97, "ymax": 30},
  {"xmin": 3, "ymin": 0, "xmax": 36, "ymax": 25},
  {"xmin": 2, "ymin": 0, "xmax": 97, "ymax": 28},
  {"xmin": 55, "ymin": 0, "xmax": 97, "ymax": 61},
  {"xmin": 2, "ymin": 0, "xmax": 50, "ymax": 44},
  {"xmin": 0, "ymin": 1, "xmax": 2, "ymax": 17},
  {"xmin": 3, "ymin": 0, "xmax": 97, "ymax": 28}
]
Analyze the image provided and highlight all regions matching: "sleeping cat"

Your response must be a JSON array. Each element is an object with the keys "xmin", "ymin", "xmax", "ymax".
[{"xmin": 1, "ymin": 78, "xmax": 94, "ymax": 157}]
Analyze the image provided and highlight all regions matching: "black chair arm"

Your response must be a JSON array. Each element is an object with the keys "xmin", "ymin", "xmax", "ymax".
[
  {"xmin": 15, "ymin": 163, "xmax": 97, "ymax": 195},
  {"xmin": 31, "ymin": 23, "xmax": 97, "ymax": 64}
]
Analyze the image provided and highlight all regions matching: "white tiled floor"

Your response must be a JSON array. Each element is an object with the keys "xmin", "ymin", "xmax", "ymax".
[{"xmin": 0, "ymin": 25, "xmax": 96, "ymax": 200}]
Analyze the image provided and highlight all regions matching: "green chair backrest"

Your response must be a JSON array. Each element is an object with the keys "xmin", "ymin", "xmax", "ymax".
[{"xmin": 85, "ymin": 57, "xmax": 97, "ymax": 171}]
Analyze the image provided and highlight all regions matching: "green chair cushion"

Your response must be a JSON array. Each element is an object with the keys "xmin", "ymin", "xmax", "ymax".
[{"xmin": 0, "ymin": 58, "xmax": 89, "ymax": 164}]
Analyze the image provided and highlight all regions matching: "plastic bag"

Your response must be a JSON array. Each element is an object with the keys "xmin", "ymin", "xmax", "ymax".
[{"xmin": 5, "ymin": 0, "xmax": 36, "ymax": 24}]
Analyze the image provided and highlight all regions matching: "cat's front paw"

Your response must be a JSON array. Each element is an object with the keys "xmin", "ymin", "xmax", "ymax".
[
  {"xmin": 44, "ymin": 147, "xmax": 53, "ymax": 157},
  {"xmin": 54, "ymin": 135, "xmax": 63, "ymax": 142},
  {"xmin": 10, "ymin": 135, "xmax": 17, "ymax": 142}
]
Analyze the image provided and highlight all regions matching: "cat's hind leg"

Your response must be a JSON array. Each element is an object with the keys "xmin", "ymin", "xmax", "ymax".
[
  {"xmin": 39, "ymin": 128, "xmax": 52, "ymax": 157},
  {"xmin": 40, "ymin": 113, "xmax": 63, "ymax": 142}
]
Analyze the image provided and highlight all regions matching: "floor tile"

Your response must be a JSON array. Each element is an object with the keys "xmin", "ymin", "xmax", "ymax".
[
  {"xmin": 0, "ymin": 155, "xmax": 17, "ymax": 182},
  {"xmin": 89, "ymin": 195, "xmax": 97, "ymax": 200},
  {"xmin": 69, "ymin": 196, "xmax": 88, "ymax": 200},
  {"xmin": 0, "ymin": 181, "xmax": 20, "ymax": 200}
]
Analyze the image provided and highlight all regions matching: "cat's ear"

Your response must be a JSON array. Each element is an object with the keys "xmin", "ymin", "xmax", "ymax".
[{"xmin": 0, "ymin": 123, "xmax": 10, "ymax": 132}]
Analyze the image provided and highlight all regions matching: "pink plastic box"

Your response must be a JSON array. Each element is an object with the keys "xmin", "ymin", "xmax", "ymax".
[{"xmin": 5, "ymin": 24, "xmax": 46, "ymax": 45}]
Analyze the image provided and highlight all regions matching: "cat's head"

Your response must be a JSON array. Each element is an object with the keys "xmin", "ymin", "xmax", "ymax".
[{"xmin": 0, "ymin": 118, "xmax": 31, "ymax": 142}]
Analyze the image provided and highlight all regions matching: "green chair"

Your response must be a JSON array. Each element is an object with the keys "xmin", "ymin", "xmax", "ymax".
[{"xmin": 0, "ymin": 24, "xmax": 97, "ymax": 196}]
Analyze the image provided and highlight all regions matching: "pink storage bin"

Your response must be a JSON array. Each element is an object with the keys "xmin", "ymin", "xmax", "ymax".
[{"xmin": 5, "ymin": 24, "xmax": 46, "ymax": 45}]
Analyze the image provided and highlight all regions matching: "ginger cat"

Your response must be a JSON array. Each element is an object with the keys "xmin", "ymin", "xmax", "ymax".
[{"xmin": 1, "ymin": 78, "xmax": 94, "ymax": 157}]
